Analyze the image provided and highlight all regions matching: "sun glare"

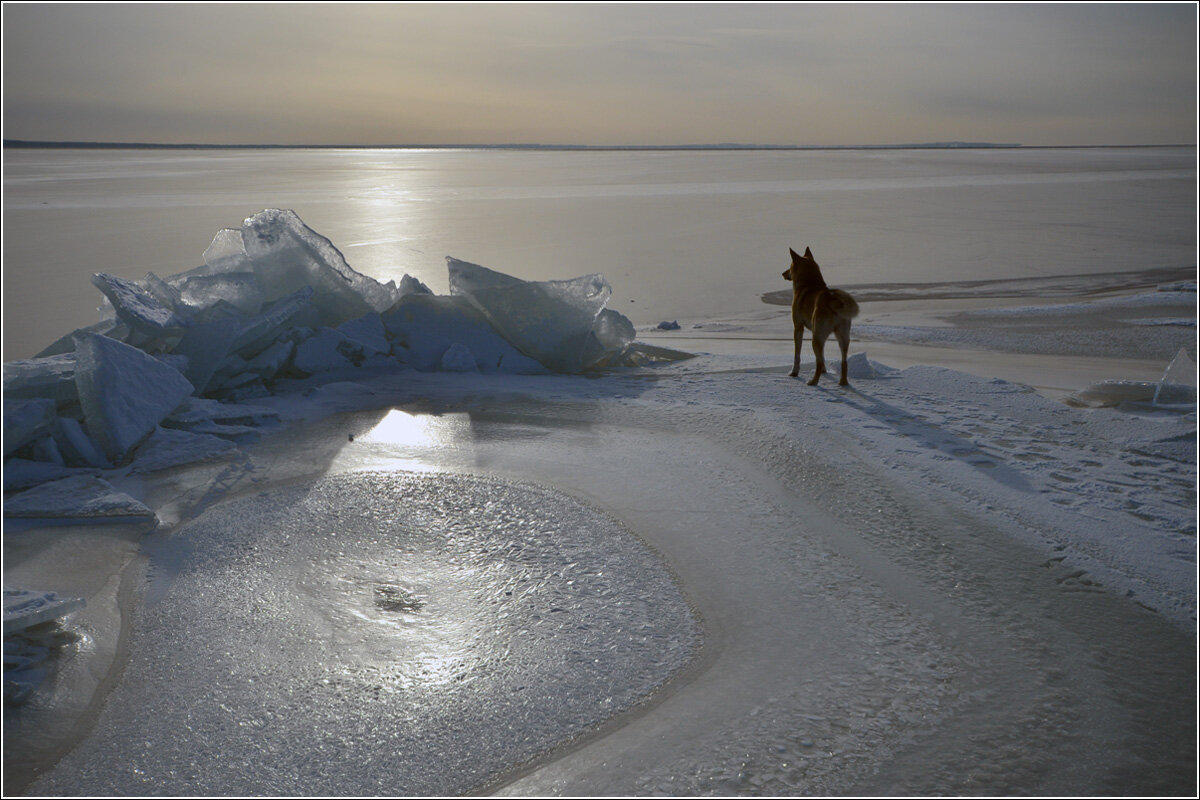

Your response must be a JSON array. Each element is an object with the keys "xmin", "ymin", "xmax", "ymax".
[
  {"xmin": 331, "ymin": 408, "xmax": 473, "ymax": 474},
  {"xmin": 360, "ymin": 408, "xmax": 440, "ymax": 447}
]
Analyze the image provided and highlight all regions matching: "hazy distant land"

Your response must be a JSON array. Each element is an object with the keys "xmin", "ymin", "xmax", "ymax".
[{"xmin": 4, "ymin": 139, "xmax": 1027, "ymax": 151}]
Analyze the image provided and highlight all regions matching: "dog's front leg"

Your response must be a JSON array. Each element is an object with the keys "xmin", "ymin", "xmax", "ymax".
[
  {"xmin": 790, "ymin": 325, "xmax": 803, "ymax": 377},
  {"xmin": 792, "ymin": 326, "xmax": 801, "ymax": 376}
]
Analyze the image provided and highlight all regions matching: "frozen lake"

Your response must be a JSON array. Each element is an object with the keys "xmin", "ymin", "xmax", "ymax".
[
  {"xmin": 9, "ymin": 350, "xmax": 1195, "ymax": 795},
  {"xmin": 2, "ymin": 147, "xmax": 1195, "ymax": 795},
  {"xmin": 3, "ymin": 146, "xmax": 1195, "ymax": 359}
]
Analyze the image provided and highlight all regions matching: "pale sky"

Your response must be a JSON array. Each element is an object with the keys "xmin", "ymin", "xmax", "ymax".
[{"xmin": 2, "ymin": 2, "xmax": 1196, "ymax": 146}]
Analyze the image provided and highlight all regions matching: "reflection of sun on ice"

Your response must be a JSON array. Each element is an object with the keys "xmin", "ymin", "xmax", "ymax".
[
  {"xmin": 361, "ymin": 409, "xmax": 440, "ymax": 447},
  {"xmin": 304, "ymin": 544, "xmax": 483, "ymax": 694},
  {"xmin": 408, "ymin": 649, "xmax": 472, "ymax": 688},
  {"xmin": 339, "ymin": 409, "xmax": 472, "ymax": 473}
]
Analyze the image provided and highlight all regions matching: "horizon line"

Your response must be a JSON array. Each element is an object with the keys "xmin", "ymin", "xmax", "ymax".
[
  {"xmin": 0, "ymin": 139, "xmax": 1023, "ymax": 150},
  {"xmin": 5, "ymin": 139, "xmax": 1195, "ymax": 152},
  {"xmin": 6, "ymin": 139, "xmax": 1196, "ymax": 152},
  {"xmin": 3, "ymin": 138, "xmax": 1023, "ymax": 150}
]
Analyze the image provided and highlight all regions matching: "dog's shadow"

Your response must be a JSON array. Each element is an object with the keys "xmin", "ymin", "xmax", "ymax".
[{"xmin": 828, "ymin": 383, "xmax": 1035, "ymax": 493}]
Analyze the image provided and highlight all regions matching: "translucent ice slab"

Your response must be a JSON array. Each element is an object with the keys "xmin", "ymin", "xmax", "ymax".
[
  {"xmin": 176, "ymin": 271, "xmax": 265, "ymax": 316},
  {"xmin": 3, "ymin": 588, "xmax": 86, "ymax": 636},
  {"xmin": 4, "ymin": 353, "xmax": 79, "ymax": 407},
  {"xmin": 73, "ymin": 332, "xmax": 194, "ymax": 464},
  {"xmin": 129, "ymin": 427, "xmax": 236, "ymax": 474},
  {"xmin": 382, "ymin": 293, "xmax": 545, "ymax": 374},
  {"xmin": 1153, "ymin": 347, "xmax": 1197, "ymax": 407},
  {"xmin": 3, "ymin": 474, "xmax": 155, "ymax": 522},
  {"xmin": 90, "ymin": 272, "xmax": 188, "ymax": 347},
  {"xmin": 239, "ymin": 209, "xmax": 399, "ymax": 327},
  {"xmin": 447, "ymin": 257, "xmax": 633, "ymax": 372},
  {"xmin": 4, "ymin": 398, "xmax": 57, "ymax": 457}
]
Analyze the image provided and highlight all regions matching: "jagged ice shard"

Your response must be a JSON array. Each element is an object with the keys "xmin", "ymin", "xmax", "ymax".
[
  {"xmin": 448, "ymin": 257, "xmax": 634, "ymax": 373},
  {"xmin": 3, "ymin": 474, "xmax": 156, "ymax": 521},
  {"xmin": 237, "ymin": 209, "xmax": 400, "ymax": 327},
  {"xmin": 1153, "ymin": 347, "xmax": 1197, "ymax": 407},
  {"xmin": 90, "ymin": 272, "xmax": 189, "ymax": 349},
  {"xmin": 3, "ymin": 589, "xmax": 86, "ymax": 636},
  {"xmin": 73, "ymin": 332, "xmax": 194, "ymax": 465},
  {"xmin": 382, "ymin": 293, "xmax": 546, "ymax": 374}
]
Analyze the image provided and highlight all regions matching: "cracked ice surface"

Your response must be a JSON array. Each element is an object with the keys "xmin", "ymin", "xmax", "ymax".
[{"xmin": 30, "ymin": 472, "xmax": 700, "ymax": 796}]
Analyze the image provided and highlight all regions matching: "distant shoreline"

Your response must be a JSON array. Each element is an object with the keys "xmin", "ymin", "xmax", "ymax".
[
  {"xmin": 4, "ymin": 139, "xmax": 1027, "ymax": 151},
  {"xmin": 6, "ymin": 140, "xmax": 1194, "ymax": 152},
  {"xmin": 14, "ymin": 139, "xmax": 1153, "ymax": 152}
]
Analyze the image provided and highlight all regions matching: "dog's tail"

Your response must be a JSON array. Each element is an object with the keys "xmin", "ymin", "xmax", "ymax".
[{"xmin": 827, "ymin": 288, "xmax": 859, "ymax": 320}]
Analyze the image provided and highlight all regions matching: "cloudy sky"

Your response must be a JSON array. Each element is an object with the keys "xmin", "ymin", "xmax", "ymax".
[{"xmin": 2, "ymin": 3, "xmax": 1195, "ymax": 146}]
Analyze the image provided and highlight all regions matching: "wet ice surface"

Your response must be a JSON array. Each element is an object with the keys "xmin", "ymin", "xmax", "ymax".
[{"xmin": 30, "ymin": 472, "xmax": 699, "ymax": 796}]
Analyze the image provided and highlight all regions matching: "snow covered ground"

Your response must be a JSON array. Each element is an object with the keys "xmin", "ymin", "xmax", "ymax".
[{"xmin": 3, "ymin": 211, "xmax": 1195, "ymax": 795}]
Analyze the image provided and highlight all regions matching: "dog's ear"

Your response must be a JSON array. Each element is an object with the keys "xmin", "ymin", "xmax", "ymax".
[
  {"xmin": 789, "ymin": 247, "xmax": 800, "ymax": 260},
  {"xmin": 804, "ymin": 246, "xmax": 814, "ymax": 259}
]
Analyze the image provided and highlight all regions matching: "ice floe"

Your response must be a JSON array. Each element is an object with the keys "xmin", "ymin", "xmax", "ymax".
[
  {"xmin": 4, "ymin": 475, "xmax": 155, "ymax": 522},
  {"xmin": 4, "ymin": 589, "xmax": 87, "ymax": 705},
  {"xmin": 3, "ymin": 588, "xmax": 85, "ymax": 636}
]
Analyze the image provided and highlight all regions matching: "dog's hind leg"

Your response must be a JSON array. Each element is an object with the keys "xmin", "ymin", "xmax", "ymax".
[
  {"xmin": 834, "ymin": 320, "xmax": 852, "ymax": 386},
  {"xmin": 808, "ymin": 332, "xmax": 827, "ymax": 386},
  {"xmin": 789, "ymin": 314, "xmax": 803, "ymax": 378},
  {"xmin": 807, "ymin": 297, "xmax": 828, "ymax": 386}
]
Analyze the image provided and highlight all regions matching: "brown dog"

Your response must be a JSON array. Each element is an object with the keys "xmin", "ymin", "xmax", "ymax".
[{"xmin": 783, "ymin": 247, "xmax": 860, "ymax": 385}]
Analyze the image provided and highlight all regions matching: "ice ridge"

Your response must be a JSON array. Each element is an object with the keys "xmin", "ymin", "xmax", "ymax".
[{"xmin": 4, "ymin": 209, "xmax": 666, "ymax": 527}]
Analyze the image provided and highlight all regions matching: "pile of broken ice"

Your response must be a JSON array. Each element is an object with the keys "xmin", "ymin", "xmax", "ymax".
[
  {"xmin": 4, "ymin": 588, "xmax": 86, "ymax": 703},
  {"xmin": 4, "ymin": 209, "xmax": 647, "ymax": 524}
]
